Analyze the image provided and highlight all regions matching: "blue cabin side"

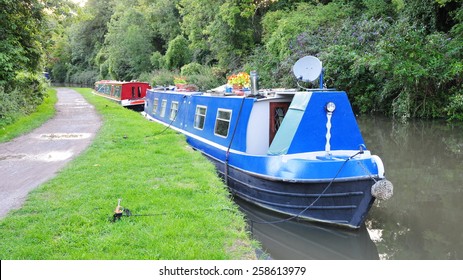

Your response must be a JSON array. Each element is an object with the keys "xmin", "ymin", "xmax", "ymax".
[
  {"xmin": 145, "ymin": 90, "xmax": 255, "ymax": 153},
  {"xmin": 145, "ymin": 90, "xmax": 185, "ymax": 127},
  {"xmin": 182, "ymin": 95, "xmax": 254, "ymax": 152}
]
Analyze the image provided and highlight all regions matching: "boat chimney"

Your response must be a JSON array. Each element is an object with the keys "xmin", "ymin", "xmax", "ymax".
[{"xmin": 250, "ymin": 70, "xmax": 259, "ymax": 96}]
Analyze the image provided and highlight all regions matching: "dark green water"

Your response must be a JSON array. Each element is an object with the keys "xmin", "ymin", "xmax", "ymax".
[
  {"xmin": 236, "ymin": 117, "xmax": 463, "ymax": 260},
  {"xmin": 360, "ymin": 117, "xmax": 463, "ymax": 260}
]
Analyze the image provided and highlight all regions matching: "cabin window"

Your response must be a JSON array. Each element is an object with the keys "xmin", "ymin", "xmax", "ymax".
[
  {"xmin": 269, "ymin": 102, "xmax": 289, "ymax": 145},
  {"xmin": 131, "ymin": 87, "xmax": 135, "ymax": 98},
  {"xmin": 138, "ymin": 87, "xmax": 142, "ymax": 98},
  {"xmin": 105, "ymin": 85, "xmax": 110, "ymax": 95},
  {"xmin": 214, "ymin": 109, "xmax": 232, "ymax": 138},
  {"xmin": 194, "ymin": 106, "xmax": 207, "ymax": 130},
  {"xmin": 160, "ymin": 100, "xmax": 167, "ymax": 117},
  {"xmin": 169, "ymin": 101, "xmax": 179, "ymax": 121},
  {"xmin": 274, "ymin": 108, "xmax": 285, "ymax": 130},
  {"xmin": 114, "ymin": 86, "xmax": 121, "ymax": 98},
  {"xmin": 152, "ymin": 98, "xmax": 159, "ymax": 115}
]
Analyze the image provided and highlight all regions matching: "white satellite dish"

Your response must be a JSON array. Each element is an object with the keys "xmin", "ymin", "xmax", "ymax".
[{"xmin": 293, "ymin": 56, "xmax": 323, "ymax": 82}]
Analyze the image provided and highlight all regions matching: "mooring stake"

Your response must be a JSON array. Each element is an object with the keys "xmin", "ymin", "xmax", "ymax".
[{"xmin": 112, "ymin": 198, "xmax": 123, "ymax": 222}]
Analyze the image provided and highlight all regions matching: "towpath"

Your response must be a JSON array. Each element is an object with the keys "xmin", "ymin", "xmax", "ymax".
[{"xmin": 0, "ymin": 88, "xmax": 102, "ymax": 218}]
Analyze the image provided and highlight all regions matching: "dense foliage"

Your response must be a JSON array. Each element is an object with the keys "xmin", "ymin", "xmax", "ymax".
[
  {"xmin": 0, "ymin": 0, "xmax": 49, "ymax": 125},
  {"xmin": 3, "ymin": 0, "xmax": 462, "ymax": 121},
  {"xmin": 0, "ymin": 0, "xmax": 78, "ymax": 125}
]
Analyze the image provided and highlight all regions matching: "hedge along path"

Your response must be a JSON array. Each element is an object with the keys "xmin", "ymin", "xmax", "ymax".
[{"xmin": 0, "ymin": 88, "xmax": 102, "ymax": 218}]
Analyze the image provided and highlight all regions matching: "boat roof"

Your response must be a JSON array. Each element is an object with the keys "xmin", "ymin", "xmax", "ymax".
[
  {"xmin": 95, "ymin": 80, "xmax": 150, "ymax": 85},
  {"xmin": 148, "ymin": 86, "xmax": 340, "ymax": 101}
]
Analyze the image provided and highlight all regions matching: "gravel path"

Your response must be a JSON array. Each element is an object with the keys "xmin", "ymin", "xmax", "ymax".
[{"xmin": 0, "ymin": 88, "xmax": 102, "ymax": 218}]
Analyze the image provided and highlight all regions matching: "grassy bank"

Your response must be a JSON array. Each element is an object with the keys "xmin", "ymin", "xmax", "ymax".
[
  {"xmin": 0, "ymin": 88, "xmax": 255, "ymax": 259},
  {"xmin": 0, "ymin": 88, "xmax": 57, "ymax": 143}
]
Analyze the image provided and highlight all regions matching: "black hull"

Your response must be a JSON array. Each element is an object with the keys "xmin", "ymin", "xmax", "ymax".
[
  {"xmin": 125, "ymin": 103, "xmax": 144, "ymax": 112},
  {"xmin": 204, "ymin": 154, "xmax": 376, "ymax": 229}
]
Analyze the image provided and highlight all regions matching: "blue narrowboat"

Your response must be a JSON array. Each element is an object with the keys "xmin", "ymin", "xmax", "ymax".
[{"xmin": 142, "ymin": 57, "xmax": 392, "ymax": 229}]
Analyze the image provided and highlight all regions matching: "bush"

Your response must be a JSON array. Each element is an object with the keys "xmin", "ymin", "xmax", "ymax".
[
  {"xmin": 250, "ymin": 8, "xmax": 463, "ymax": 120},
  {"xmin": 150, "ymin": 51, "xmax": 165, "ymax": 70},
  {"xmin": 446, "ymin": 92, "xmax": 463, "ymax": 121},
  {"xmin": 137, "ymin": 72, "xmax": 152, "ymax": 84},
  {"xmin": 51, "ymin": 62, "xmax": 68, "ymax": 83},
  {"xmin": 13, "ymin": 71, "xmax": 47, "ymax": 112},
  {"xmin": 165, "ymin": 35, "xmax": 192, "ymax": 70},
  {"xmin": 186, "ymin": 68, "xmax": 225, "ymax": 91},
  {"xmin": 68, "ymin": 69, "xmax": 99, "ymax": 85},
  {"xmin": 262, "ymin": 2, "xmax": 352, "ymax": 60},
  {"xmin": 148, "ymin": 66, "xmax": 225, "ymax": 91},
  {"xmin": 181, "ymin": 62, "xmax": 204, "ymax": 76},
  {"xmin": 150, "ymin": 69, "xmax": 178, "ymax": 87},
  {"xmin": 367, "ymin": 21, "xmax": 454, "ymax": 118},
  {"xmin": 243, "ymin": 45, "xmax": 280, "ymax": 89},
  {"xmin": 99, "ymin": 61, "xmax": 110, "ymax": 80},
  {"xmin": 0, "ymin": 87, "xmax": 21, "ymax": 126},
  {"xmin": 0, "ymin": 71, "xmax": 47, "ymax": 126}
]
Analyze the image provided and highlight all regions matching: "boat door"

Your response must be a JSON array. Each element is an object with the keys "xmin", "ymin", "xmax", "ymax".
[{"xmin": 269, "ymin": 102, "xmax": 290, "ymax": 145}]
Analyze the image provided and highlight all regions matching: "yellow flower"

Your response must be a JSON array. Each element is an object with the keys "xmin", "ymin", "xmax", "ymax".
[
  {"xmin": 173, "ymin": 76, "xmax": 187, "ymax": 84},
  {"xmin": 227, "ymin": 72, "xmax": 250, "ymax": 88}
]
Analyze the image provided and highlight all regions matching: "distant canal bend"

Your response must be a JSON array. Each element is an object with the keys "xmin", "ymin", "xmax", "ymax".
[{"xmin": 237, "ymin": 116, "xmax": 463, "ymax": 260}]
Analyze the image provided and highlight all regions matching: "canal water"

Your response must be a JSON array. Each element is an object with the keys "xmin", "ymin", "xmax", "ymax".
[{"xmin": 235, "ymin": 116, "xmax": 463, "ymax": 260}]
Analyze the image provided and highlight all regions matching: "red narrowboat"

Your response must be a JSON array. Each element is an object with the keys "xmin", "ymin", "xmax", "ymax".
[{"xmin": 94, "ymin": 80, "xmax": 151, "ymax": 109}]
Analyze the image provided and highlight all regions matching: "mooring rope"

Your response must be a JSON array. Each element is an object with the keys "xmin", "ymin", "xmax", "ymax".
[
  {"xmin": 224, "ymin": 96, "xmax": 247, "ymax": 185},
  {"xmin": 110, "ymin": 206, "xmax": 235, "ymax": 223},
  {"xmin": 145, "ymin": 95, "xmax": 186, "ymax": 138}
]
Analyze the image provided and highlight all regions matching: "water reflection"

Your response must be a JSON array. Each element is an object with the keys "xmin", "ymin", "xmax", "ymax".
[
  {"xmin": 359, "ymin": 116, "xmax": 463, "ymax": 260},
  {"xmin": 236, "ymin": 117, "xmax": 463, "ymax": 260},
  {"xmin": 236, "ymin": 197, "xmax": 379, "ymax": 260}
]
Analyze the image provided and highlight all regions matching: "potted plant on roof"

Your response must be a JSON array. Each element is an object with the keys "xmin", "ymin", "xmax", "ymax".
[
  {"xmin": 227, "ymin": 72, "xmax": 250, "ymax": 91},
  {"xmin": 173, "ymin": 76, "xmax": 198, "ymax": 92},
  {"xmin": 174, "ymin": 76, "xmax": 187, "ymax": 90}
]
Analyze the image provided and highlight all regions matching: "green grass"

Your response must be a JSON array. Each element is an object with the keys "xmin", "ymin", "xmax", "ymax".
[
  {"xmin": 0, "ymin": 88, "xmax": 256, "ymax": 259},
  {"xmin": 0, "ymin": 88, "xmax": 58, "ymax": 143}
]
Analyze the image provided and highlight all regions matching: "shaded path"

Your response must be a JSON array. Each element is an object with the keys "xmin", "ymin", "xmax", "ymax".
[{"xmin": 0, "ymin": 88, "xmax": 102, "ymax": 218}]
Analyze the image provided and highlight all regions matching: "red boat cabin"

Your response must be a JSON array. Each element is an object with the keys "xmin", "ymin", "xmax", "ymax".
[{"xmin": 94, "ymin": 80, "xmax": 151, "ymax": 109}]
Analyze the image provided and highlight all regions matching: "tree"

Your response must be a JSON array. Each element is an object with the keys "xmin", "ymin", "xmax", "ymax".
[
  {"xmin": 0, "ymin": 0, "xmax": 49, "ymax": 124},
  {"xmin": 141, "ymin": 0, "xmax": 181, "ymax": 52},
  {"xmin": 39, "ymin": 0, "xmax": 463, "ymax": 121},
  {"xmin": 55, "ymin": 0, "xmax": 116, "ymax": 83},
  {"xmin": 207, "ymin": 0, "xmax": 256, "ymax": 68},
  {"xmin": 49, "ymin": 32, "xmax": 72, "ymax": 83},
  {"xmin": 165, "ymin": 35, "xmax": 192, "ymax": 69},
  {"xmin": 100, "ymin": 1, "xmax": 155, "ymax": 80},
  {"xmin": 178, "ymin": 0, "xmax": 223, "ymax": 64},
  {"xmin": 0, "ymin": 0, "xmax": 44, "ymax": 87}
]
